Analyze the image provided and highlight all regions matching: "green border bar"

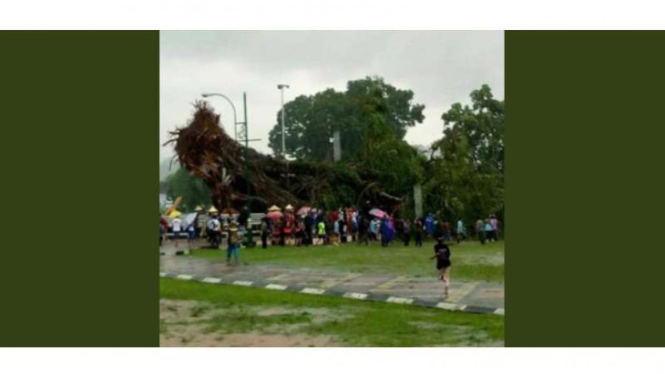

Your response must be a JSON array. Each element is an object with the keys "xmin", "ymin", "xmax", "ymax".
[
  {"xmin": 0, "ymin": 31, "xmax": 159, "ymax": 346},
  {"xmin": 506, "ymin": 31, "xmax": 665, "ymax": 346}
]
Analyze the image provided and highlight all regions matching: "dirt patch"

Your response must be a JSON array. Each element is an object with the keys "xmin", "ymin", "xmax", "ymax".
[
  {"xmin": 160, "ymin": 300, "xmax": 346, "ymax": 347},
  {"xmin": 221, "ymin": 332, "xmax": 340, "ymax": 347}
]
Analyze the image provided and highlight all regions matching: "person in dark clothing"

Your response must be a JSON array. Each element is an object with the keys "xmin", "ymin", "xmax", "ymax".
[
  {"xmin": 430, "ymin": 237, "xmax": 452, "ymax": 298},
  {"xmin": 304, "ymin": 212, "xmax": 314, "ymax": 246},
  {"xmin": 395, "ymin": 219, "xmax": 404, "ymax": 246},
  {"xmin": 414, "ymin": 218, "xmax": 424, "ymax": 247},
  {"xmin": 403, "ymin": 219, "xmax": 411, "ymax": 246},
  {"xmin": 380, "ymin": 217, "xmax": 390, "ymax": 247},
  {"xmin": 279, "ymin": 215, "xmax": 286, "ymax": 247},
  {"xmin": 358, "ymin": 214, "xmax": 369, "ymax": 245},
  {"xmin": 339, "ymin": 218, "xmax": 347, "ymax": 243},
  {"xmin": 260, "ymin": 217, "xmax": 270, "ymax": 249}
]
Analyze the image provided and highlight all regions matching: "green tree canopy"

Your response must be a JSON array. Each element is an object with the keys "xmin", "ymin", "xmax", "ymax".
[
  {"xmin": 268, "ymin": 76, "xmax": 425, "ymax": 162},
  {"xmin": 424, "ymin": 84, "xmax": 504, "ymax": 225},
  {"xmin": 166, "ymin": 166, "xmax": 212, "ymax": 212}
]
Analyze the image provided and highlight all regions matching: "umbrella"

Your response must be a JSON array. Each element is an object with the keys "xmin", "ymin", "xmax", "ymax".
[
  {"xmin": 268, "ymin": 205, "xmax": 281, "ymax": 212},
  {"xmin": 297, "ymin": 206, "xmax": 312, "ymax": 215},
  {"xmin": 267, "ymin": 211, "xmax": 283, "ymax": 220},
  {"xmin": 369, "ymin": 208, "xmax": 387, "ymax": 218}
]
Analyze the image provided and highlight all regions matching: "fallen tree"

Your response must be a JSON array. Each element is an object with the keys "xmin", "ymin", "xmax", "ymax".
[{"xmin": 164, "ymin": 101, "xmax": 402, "ymax": 212}]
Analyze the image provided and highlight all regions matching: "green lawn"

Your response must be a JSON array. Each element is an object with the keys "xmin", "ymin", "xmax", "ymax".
[
  {"xmin": 192, "ymin": 239, "xmax": 504, "ymax": 283},
  {"xmin": 160, "ymin": 278, "xmax": 504, "ymax": 347}
]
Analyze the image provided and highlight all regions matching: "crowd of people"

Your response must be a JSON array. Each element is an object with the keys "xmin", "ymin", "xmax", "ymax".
[
  {"xmin": 255, "ymin": 205, "xmax": 502, "ymax": 250},
  {"xmin": 160, "ymin": 203, "xmax": 501, "ymax": 299}
]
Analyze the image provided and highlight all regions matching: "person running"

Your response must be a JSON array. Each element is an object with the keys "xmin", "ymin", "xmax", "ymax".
[
  {"xmin": 226, "ymin": 221, "xmax": 240, "ymax": 266},
  {"xmin": 430, "ymin": 236, "xmax": 452, "ymax": 299},
  {"xmin": 403, "ymin": 219, "xmax": 411, "ymax": 246},
  {"xmin": 171, "ymin": 215, "xmax": 182, "ymax": 248},
  {"xmin": 414, "ymin": 218, "xmax": 423, "ymax": 247},
  {"xmin": 476, "ymin": 218, "xmax": 486, "ymax": 244},
  {"xmin": 456, "ymin": 219, "xmax": 467, "ymax": 243}
]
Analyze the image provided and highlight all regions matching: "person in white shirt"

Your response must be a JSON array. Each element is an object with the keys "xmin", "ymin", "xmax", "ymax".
[{"xmin": 171, "ymin": 216, "xmax": 182, "ymax": 247}]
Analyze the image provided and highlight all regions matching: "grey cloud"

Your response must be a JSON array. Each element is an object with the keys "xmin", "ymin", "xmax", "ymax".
[{"xmin": 160, "ymin": 31, "xmax": 504, "ymax": 160}]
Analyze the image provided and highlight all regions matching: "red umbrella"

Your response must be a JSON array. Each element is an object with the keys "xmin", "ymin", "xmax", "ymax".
[
  {"xmin": 266, "ymin": 211, "xmax": 283, "ymax": 220},
  {"xmin": 297, "ymin": 206, "xmax": 312, "ymax": 215},
  {"xmin": 369, "ymin": 208, "xmax": 387, "ymax": 218}
]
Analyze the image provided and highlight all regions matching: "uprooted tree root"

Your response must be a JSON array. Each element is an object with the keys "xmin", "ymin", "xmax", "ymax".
[{"xmin": 164, "ymin": 101, "xmax": 401, "ymax": 211}]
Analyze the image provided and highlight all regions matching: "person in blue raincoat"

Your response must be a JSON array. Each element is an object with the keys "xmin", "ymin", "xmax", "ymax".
[
  {"xmin": 380, "ymin": 217, "xmax": 390, "ymax": 247},
  {"xmin": 425, "ymin": 214, "xmax": 435, "ymax": 238}
]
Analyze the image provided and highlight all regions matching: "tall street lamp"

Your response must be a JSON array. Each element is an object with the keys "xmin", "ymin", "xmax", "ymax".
[
  {"xmin": 201, "ymin": 92, "xmax": 244, "ymax": 141},
  {"xmin": 277, "ymin": 84, "xmax": 290, "ymax": 189}
]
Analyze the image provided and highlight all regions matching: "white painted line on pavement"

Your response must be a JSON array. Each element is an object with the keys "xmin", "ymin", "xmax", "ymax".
[
  {"xmin": 457, "ymin": 305, "xmax": 468, "ymax": 311},
  {"xmin": 301, "ymin": 288, "xmax": 326, "ymax": 295},
  {"xmin": 494, "ymin": 308, "xmax": 505, "ymax": 315},
  {"xmin": 233, "ymin": 280, "xmax": 253, "ymax": 287},
  {"xmin": 176, "ymin": 274, "xmax": 193, "ymax": 280},
  {"xmin": 159, "ymin": 272, "xmax": 166, "ymax": 277},
  {"xmin": 202, "ymin": 277, "xmax": 222, "ymax": 284},
  {"xmin": 343, "ymin": 292, "xmax": 368, "ymax": 300},
  {"xmin": 386, "ymin": 296, "xmax": 413, "ymax": 305},
  {"xmin": 266, "ymin": 284, "xmax": 288, "ymax": 291},
  {"xmin": 435, "ymin": 302, "xmax": 459, "ymax": 311}
]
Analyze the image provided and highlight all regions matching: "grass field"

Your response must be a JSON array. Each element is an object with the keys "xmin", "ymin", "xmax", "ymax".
[
  {"xmin": 160, "ymin": 278, "xmax": 504, "ymax": 347},
  {"xmin": 191, "ymin": 239, "xmax": 504, "ymax": 283}
]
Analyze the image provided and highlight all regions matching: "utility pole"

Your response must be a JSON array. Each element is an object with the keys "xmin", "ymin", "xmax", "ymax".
[{"xmin": 277, "ymin": 84, "xmax": 290, "ymax": 188}]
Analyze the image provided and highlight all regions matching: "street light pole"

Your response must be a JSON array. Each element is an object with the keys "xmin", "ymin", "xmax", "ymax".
[
  {"xmin": 277, "ymin": 84, "xmax": 289, "ymax": 157},
  {"xmin": 277, "ymin": 84, "xmax": 290, "ymax": 189},
  {"xmin": 201, "ymin": 93, "xmax": 242, "ymax": 141}
]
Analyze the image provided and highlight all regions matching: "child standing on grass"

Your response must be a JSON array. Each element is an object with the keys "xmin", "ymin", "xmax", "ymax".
[{"xmin": 430, "ymin": 236, "xmax": 452, "ymax": 299}]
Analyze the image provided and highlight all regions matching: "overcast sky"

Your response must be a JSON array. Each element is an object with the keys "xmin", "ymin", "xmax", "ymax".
[{"xmin": 160, "ymin": 31, "xmax": 504, "ymax": 161}]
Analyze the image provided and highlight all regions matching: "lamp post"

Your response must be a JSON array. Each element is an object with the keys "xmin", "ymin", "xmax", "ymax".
[
  {"xmin": 277, "ymin": 84, "xmax": 290, "ymax": 157},
  {"xmin": 277, "ymin": 84, "xmax": 290, "ymax": 188},
  {"xmin": 201, "ymin": 93, "xmax": 244, "ymax": 141}
]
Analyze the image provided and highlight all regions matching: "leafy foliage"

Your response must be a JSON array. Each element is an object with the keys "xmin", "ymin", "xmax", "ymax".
[
  {"xmin": 166, "ymin": 167, "xmax": 212, "ymax": 212},
  {"xmin": 268, "ymin": 76, "xmax": 425, "ymax": 162},
  {"xmin": 424, "ymin": 84, "xmax": 505, "ymax": 224}
]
